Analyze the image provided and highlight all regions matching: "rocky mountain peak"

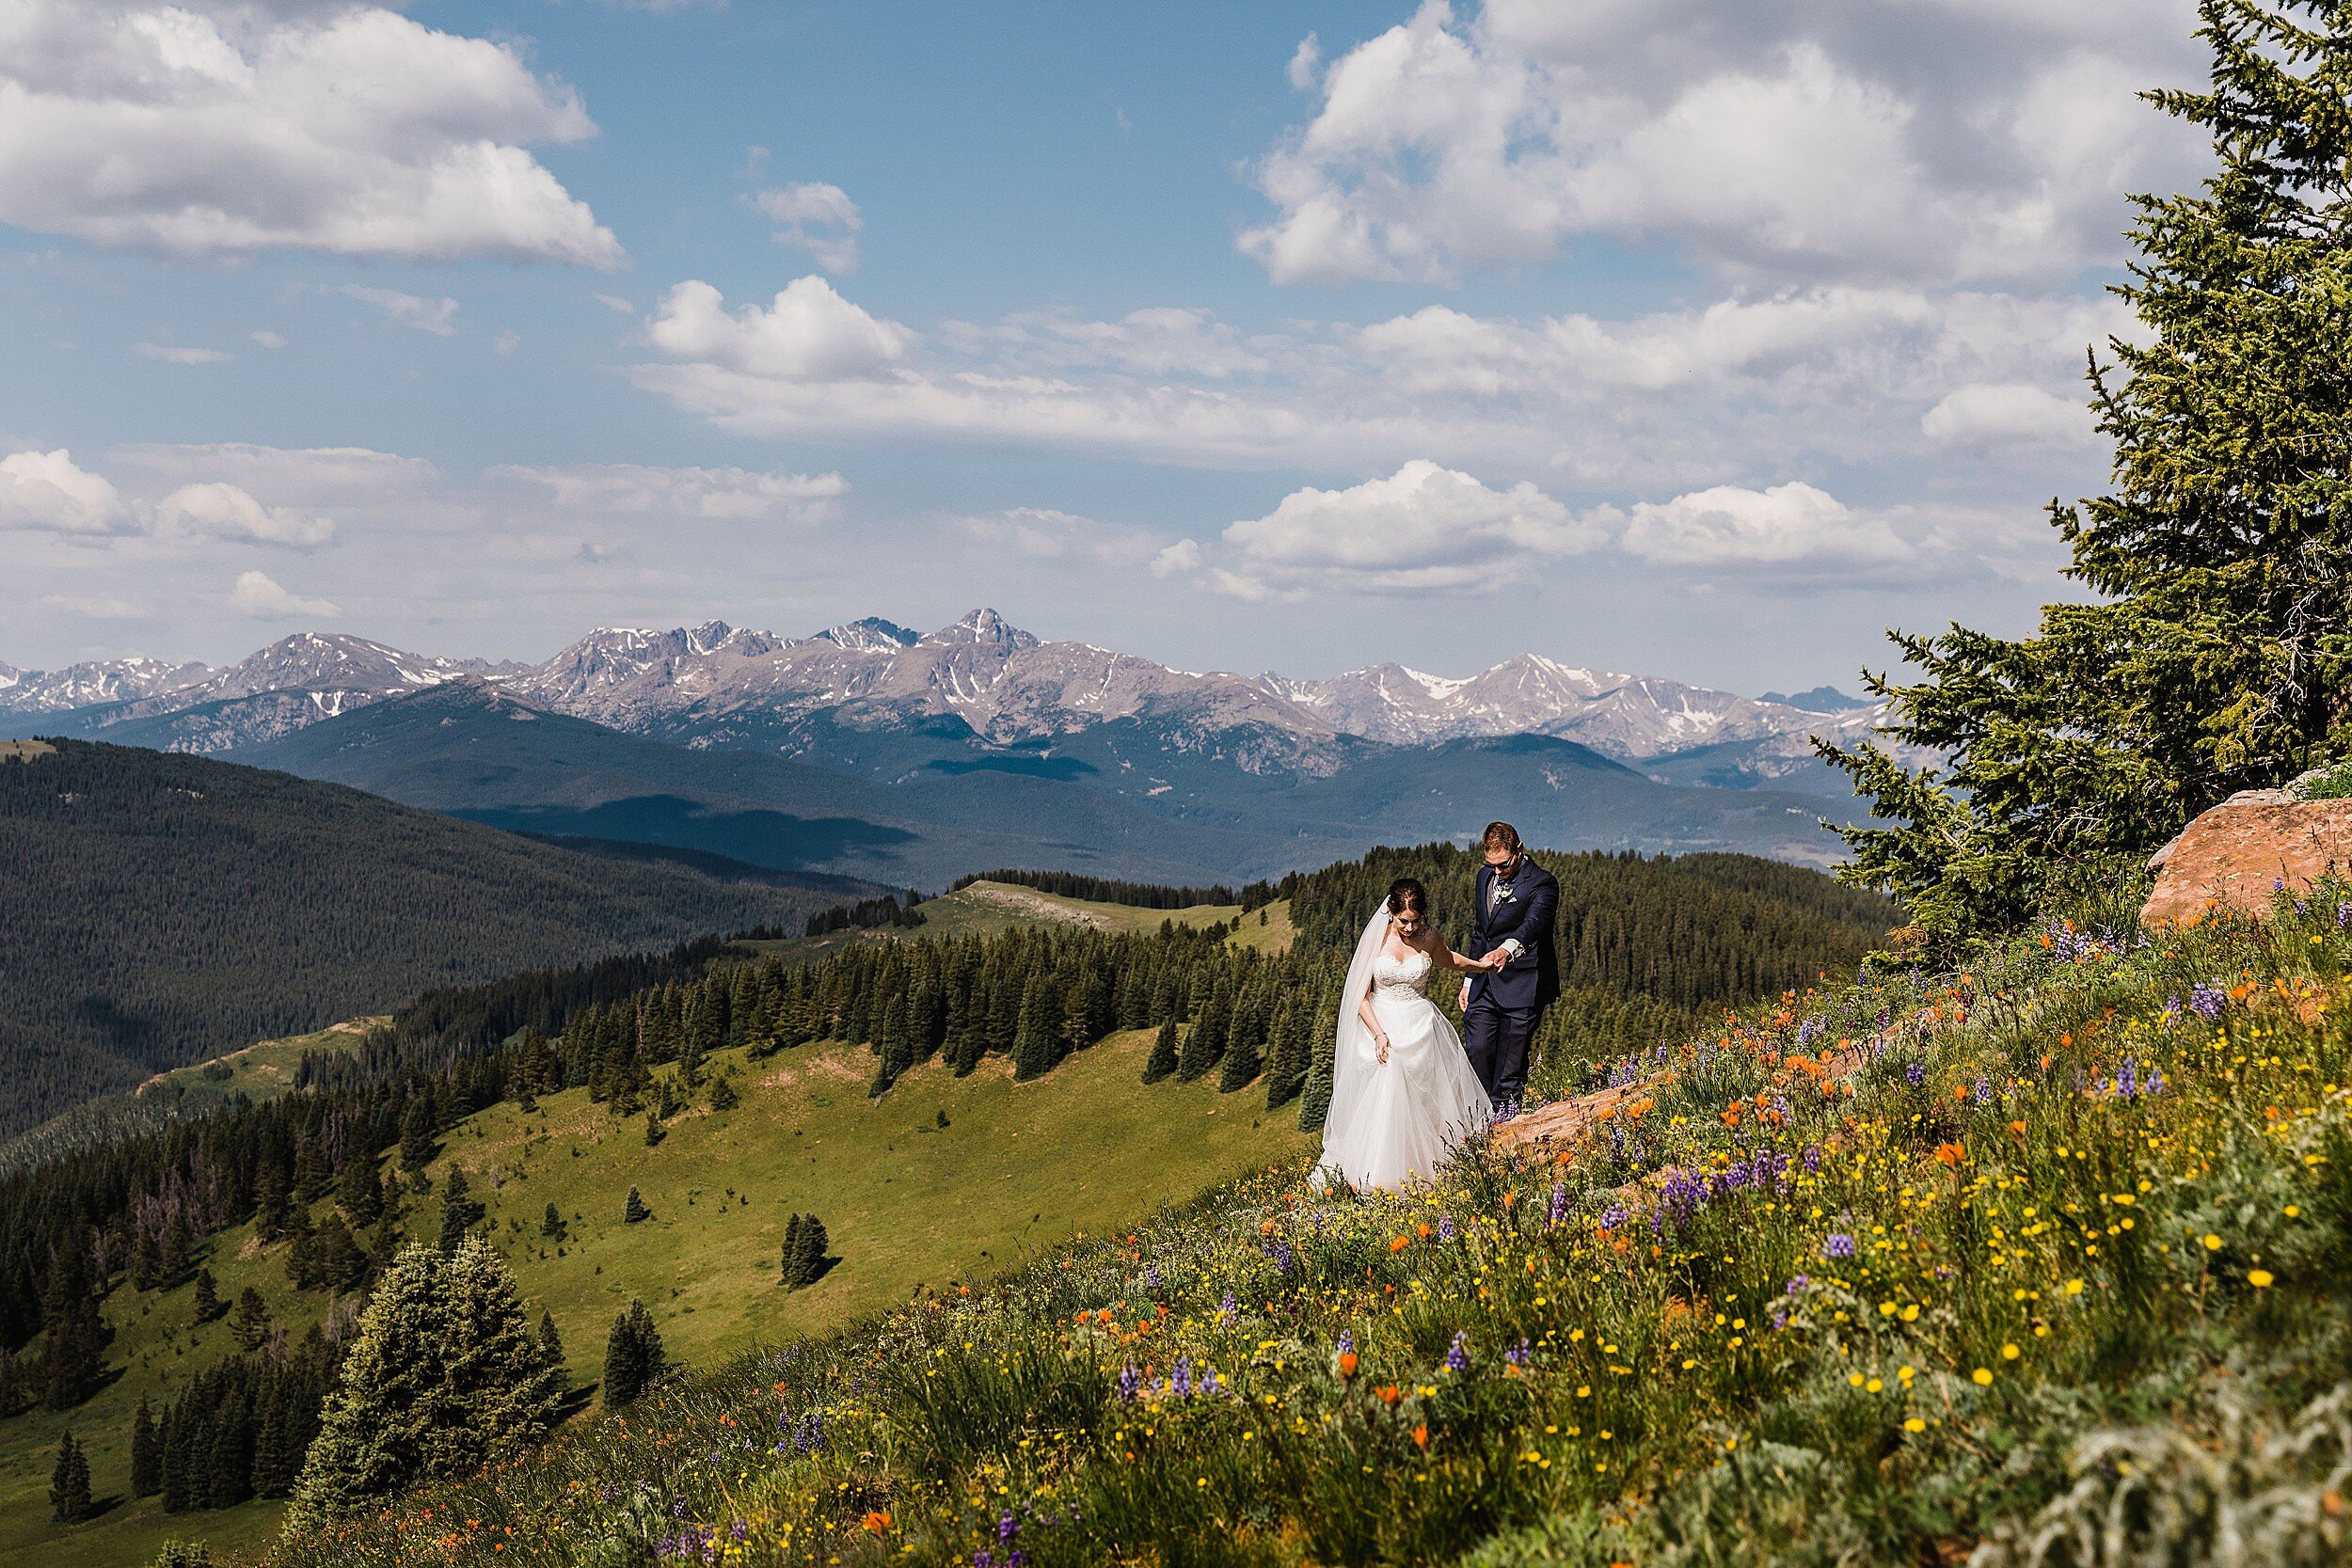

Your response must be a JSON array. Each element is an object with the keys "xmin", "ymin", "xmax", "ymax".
[
  {"xmin": 923, "ymin": 608, "xmax": 1037, "ymax": 653},
  {"xmin": 815, "ymin": 617, "xmax": 917, "ymax": 653}
]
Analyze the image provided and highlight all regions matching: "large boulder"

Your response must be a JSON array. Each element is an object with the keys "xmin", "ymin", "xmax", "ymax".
[{"xmin": 2141, "ymin": 790, "xmax": 2352, "ymax": 927}]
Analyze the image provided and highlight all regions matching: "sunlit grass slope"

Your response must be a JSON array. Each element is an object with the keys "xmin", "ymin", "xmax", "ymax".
[
  {"xmin": 275, "ymin": 885, "xmax": 2352, "ymax": 1566},
  {"xmin": 3, "ymin": 1025, "xmax": 1311, "ymax": 1567}
]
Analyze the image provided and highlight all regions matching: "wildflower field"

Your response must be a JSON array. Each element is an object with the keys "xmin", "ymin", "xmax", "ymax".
[{"xmin": 276, "ymin": 880, "xmax": 2352, "ymax": 1565}]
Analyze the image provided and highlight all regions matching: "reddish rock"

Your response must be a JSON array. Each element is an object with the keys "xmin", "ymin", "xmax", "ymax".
[{"xmin": 2141, "ymin": 794, "xmax": 2352, "ymax": 927}]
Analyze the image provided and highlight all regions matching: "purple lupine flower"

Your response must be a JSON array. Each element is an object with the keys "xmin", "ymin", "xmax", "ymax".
[
  {"xmin": 2337, "ymin": 899, "xmax": 2351, "ymax": 930},
  {"xmin": 2145, "ymin": 1068, "xmax": 2165, "ymax": 1095},
  {"xmin": 1906, "ymin": 1062, "xmax": 1926, "ymax": 1087},
  {"xmin": 2275, "ymin": 876, "xmax": 2288, "ymax": 893},
  {"xmin": 1197, "ymin": 1369, "xmax": 1223, "ymax": 1397},
  {"xmin": 1265, "ymin": 1239, "xmax": 1295, "ymax": 1275},
  {"xmin": 999, "ymin": 1513, "xmax": 1023, "ymax": 1544},
  {"xmin": 1444, "ymin": 1331, "xmax": 1471, "ymax": 1371},
  {"xmin": 1548, "ymin": 1184, "xmax": 1568, "ymax": 1227},
  {"xmin": 1804, "ymin": 1145, "xmax": 1821, "ymax": 1175},
  {"xmin": 1170, "ymin": 1358, "xmax": 1192, "ymax": 1397},
  {"xmin": 2163, "ymin": 996, "xmax": 2183, "ymax": 1025},
  {"xmin": 1823, "ymin": 1233, "xmax": 1856, "ymax": 1259},
  {"xmin": 2189, "ymin": 983, "xmax": 2226, "ymax": 1022},
  {"xmin": 2116, "ymin": 1059, "xmax": 2138, "ymax": 1098},
  {"xmin": 1437, "ymin": 1212, "xmax": 1456, "ymax": 1243},
  {"xmin": 1786, "ymin": 1275, "xmax": 1809, "ymax": 1293},
  {"xmin": 1145, "ymin": 1264, "xmax": 1163, "ymax": 1290},
  {"xmin": 1338, "ymin": 1329, "xmax": 1355, "ymax": 1355},
  {"xmin": 1117, "ymin": 1363, "xmax": 1140, "ymax": 1402},
  {"xmin": 1218, "ymin": 1291, "xmax": 1237, "ymax": 1322},
  {"xmin": 1597, "ymin": 1204, "xmax": 1627, "ymax": 1231},
  {"xmin": 1798, "ymin": 1016, "xmax": 1822, "ymax": 1046},
  {"xmin": 731, "ymin": 1520, "xmax": 748, "ymax": 1544},
  {"xmin": 1975, "ymin": 1077, "xmax": 1994, "ymax": 1103},
  {"xmin": 1504, "ymin": 1338, "xmax": 1530, "ymax": 1366}
]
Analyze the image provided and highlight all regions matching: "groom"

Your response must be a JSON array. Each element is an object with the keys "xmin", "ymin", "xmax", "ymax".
[{"xmin": 1459, "ymin": 820, "xmax": 1558, "ymax": 1123}]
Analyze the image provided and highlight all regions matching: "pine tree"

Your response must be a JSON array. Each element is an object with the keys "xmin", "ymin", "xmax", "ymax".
[
  {"xmin": 624, "ymin": 1186, "xmax": 650, "ymax": 1224},
  {"xmin": 437, "ymin": 1165, "xmax": 483, "ymax": 1252},
  {"xmin": 540, "ymin": 1201, "xmax": 565, "ymax": 1240},
  {"xmin": 50, "ymin": 1432, "xmax": 91, "ymax": 1523},
  {"xmin": 231, "ymin": 1288, "xmax": 269, "ymax": 1352},
  {"xmin": 1142, "ymin": 1018, "xmax": 1180, "ymax": 1085},
  {"xmin": 601, "ymin": 1299, "xmax": 664, "ymax": 1407},
  {"xmin": 191, "ymin": 1267, "xmax": 222, "ymax": 1323},
  {"xmin": 1011, "ymin": 969, "xmax": 1058, "ymax": 1081},
  {"xmin": 398, "ymin": 1098, "xmax": 437, "ymax": 1171},
  {"xmin": 40, "ymin": 1241, "xmax": 103, "ymax": 1410},
  {"xmin": 338, "ymin": 1148, "xmax": 384, "ymax": 1227},
  {"xmin": 1217, "ymin": 995, "xmax": 1263, "ymax": 1093},
  {"xmin": 643, "ymin": 1110, "xmax": 666, "ymax": 1148},
  {"xmin": 708, "ymin": 1074, "xmax": 740, "ymax": 1112},
  {"xmin": 1298, "ymin": 996, "xmax": 1339, "ymax": 1132},
  {"xmin": 131, "ymin": 1397, "xmax": 163, "ymax": 1497},
  {"xmin": 152, "ymin": 1544, "xmax": 211, "ymax": 1568},
  {"xmin": 287, "ymin": 1239, "xmax": 564, "ymax": 1527},
  {"xmin": 1176, "ymin": 976, "xmax": 1231, "ymax": 1082},
  {"xmin": 316, "ymin": 1213, "xmax": 370, "ymax": 1293},
  {"xmin": 1822, "ymin": 0, "xmax": 2352, "ymax": 942},
  {"xmin": 538, "ymin": 1307, "xmax": 564, "ymax": 1370},
  {"xmin": 782, "ymin": 1214, "xmax": 830, "ymax": 1287},
  {"xmin": 1262, "ymin": 998, "xmax": 1308, "ymax": 1109}
]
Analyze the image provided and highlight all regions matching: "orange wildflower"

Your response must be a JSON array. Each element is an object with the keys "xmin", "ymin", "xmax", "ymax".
[
  {"xmin": 1338, "ymin": 1351, "xmax": 1359, "ymax": 1377},
  {"xmin": 1376, "ymin": 1384, "xmax": 1402, "ymax": 1406}
]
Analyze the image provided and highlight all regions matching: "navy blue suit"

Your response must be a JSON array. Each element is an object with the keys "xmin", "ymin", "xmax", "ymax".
[{"xmin": 1462, "ymin": 857, "xmax": 1558, "ymax": 1107}]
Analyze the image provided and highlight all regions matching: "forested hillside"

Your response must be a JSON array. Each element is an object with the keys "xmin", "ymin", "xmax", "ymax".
[
  {"xmin": 0, "ymin": 742, "xmax": 862, "ymax": 1139},
  {"xmin": 0, "ymin": 843, "xmax": 1883, "ymax": 1562}
]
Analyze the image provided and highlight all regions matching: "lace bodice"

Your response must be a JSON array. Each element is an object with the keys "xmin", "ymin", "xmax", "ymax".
[{"xmin": 1371, "ymin": 947, "xmax": 1433, "ymax": 994}]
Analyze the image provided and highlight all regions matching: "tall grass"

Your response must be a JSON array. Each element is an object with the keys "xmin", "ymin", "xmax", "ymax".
[{"xmin": 272, "ymin": 879, "xmax": 2352, "ymax": 1565}]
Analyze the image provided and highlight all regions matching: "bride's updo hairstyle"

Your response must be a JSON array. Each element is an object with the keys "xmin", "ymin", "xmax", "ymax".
[{"xmin": 1387, "ymin": 879, "xmax": 1428, "ymax": 921}]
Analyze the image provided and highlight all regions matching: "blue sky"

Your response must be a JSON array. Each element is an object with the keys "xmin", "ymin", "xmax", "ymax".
[{"xmin": 0, "ymin": 0, "xmax": 2209, "ymax": 691}]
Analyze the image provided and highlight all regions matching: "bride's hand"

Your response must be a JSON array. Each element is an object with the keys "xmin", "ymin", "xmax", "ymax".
[{"xmin": 1375, "ymin": 1032, "xmax": 1390, "ymax": 1064}]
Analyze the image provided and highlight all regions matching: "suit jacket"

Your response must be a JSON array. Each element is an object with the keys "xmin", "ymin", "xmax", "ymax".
[{"xmin": 1466, "ymin": 857, "xmax": 1560, "ymax": 1010}]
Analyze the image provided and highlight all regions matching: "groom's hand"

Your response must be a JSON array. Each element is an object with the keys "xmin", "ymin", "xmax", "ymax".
[{"xmin": 1458, "ymin": 978, "xmax": 1471, "ymax": 1009}]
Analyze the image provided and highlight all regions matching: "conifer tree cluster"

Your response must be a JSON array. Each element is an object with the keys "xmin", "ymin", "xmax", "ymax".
[
  {"xmin": 140, "ymin": 1330, "xmax": 343, "ymax": 1511},
  {"xmin": 781, "ymin": 1214, "xmax": 831, "ymax": 1288},
  {"xmin": 49, "ymin": 1431, "xmax": 91, "ymax": 1523},
  {"xmin": 601, "ymin": 1299, "xmax": 664, "ymax": 1407},
  {"xmin": 1822, "ymin": 0, "xmax": 2352, "ymax": 942},
  {"xmin": 288, "ymin": 1239, "xmax": 564, "ymax": 1527}
]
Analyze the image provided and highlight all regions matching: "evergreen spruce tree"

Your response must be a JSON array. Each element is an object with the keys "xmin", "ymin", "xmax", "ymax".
[
  {"xmin": 437, "ymin": 1165, "xmax": 484, "ymax": 1252},
  {"xmin": 624, "ymin": 1186, "xmax": 650, "ymax": 1224},
  {"xmin": 40, "ymin": 1242, "xmax": 103, "ymax": 1410},
  {"xmin": 781, "ymin": 1213, "xmax": 804, "ymax": 1283},
  {"xmin": 338, "ymin": 1148, "xmax": 384, "ymax": 1227},
  {"xmin": 1011, "ymin": 970, "xmax": 1058, "ymax": 1081},
  {"xmin": 601, "ymin": 1299, "xmax": 663, "ymax": 1407},
  {"xmin": 231, "ymin": 1288, "xmax": 269, "ymax": 1352},
  {"xmin": 708, "ymin": 1073, "xmax": 740, "ymax": 1112},
  {"xmin": 49, "ymin": 1432, "xmax": 91, "ymax": 1523},
  {"xmin": 191, "ymin": 1267, "xmax": 222, "ymax": 1323},
  {"xmin": 152, "ymin": 1544, "xmax": 211, "ymax": 1568},
  {"xmin": 1176, "ymin": 976, "xmax": 1231, "ymax": 1082},
  {"xmin": 540, "ymin": 1201, "xmax": 565, "ymax": 1240},
  {"xmin": 1217, "ymin": 998, "xmax": 1263, "ymax": 1093},
  {"xmin": 1297, "ymin": 996, "xmax": 1340, "ymax": 1132},
  {"xmin": 1141, "ymin": 1018, "xmax": 1180, "ymax": 1085},
  {"xmin": 401, "ymin": 1095, "xmax": 441, "ymax": 1173},
  {"xmin": 131, "ymin": 1396, "xmax": 163, "ymax": 1497},
  {"xmin": 1262, "ymin": 999, "xmax": 1308, "ymax": 1109},
  {"xmin": 643, "ymin": 1110, "xmax": 666, "ymax": 1148},
  {"xmin": 783, "ymin": 1214, "xmax": 830, "ymax": 1287},
  {"xmin": 538, "ymin": 1308, "xmax": 564, "ymax": 1370},
  {"xmin": 288, "ymin": 1239, "xmax": 563, "ymax": 1528},
  {"xmin": 316, "ymin": 1213, "xmax": 370, "ymax": 1293},
  {"xmin": 1822, "ymin": 0, "xmax": 2352, "ymax": 942}
]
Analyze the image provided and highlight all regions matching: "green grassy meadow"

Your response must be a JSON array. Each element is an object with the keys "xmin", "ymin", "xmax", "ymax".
[{"xmin": 2, "ymin": 1016, "xmax": 1312, "ymax": 1566}]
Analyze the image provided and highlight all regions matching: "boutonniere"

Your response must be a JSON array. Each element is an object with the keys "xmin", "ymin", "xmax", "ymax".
[{"xmin": 1492, "ymin": 882, "xmax": 1517, "ymax": 905}]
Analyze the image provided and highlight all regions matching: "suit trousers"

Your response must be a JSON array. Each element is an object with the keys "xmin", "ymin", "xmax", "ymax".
[{"xmin": 1462, "ymin": 992, "xmax": 1540, "ymax": 1106}]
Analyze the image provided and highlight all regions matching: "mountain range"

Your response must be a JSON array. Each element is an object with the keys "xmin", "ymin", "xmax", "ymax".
[
  {"xmin": 0, "ymin": 612, "xmax": 1901, "ymax": 884},
  {"xmin": 0, "ymin": 610, "xmax": 1886, "ymax": 784}
]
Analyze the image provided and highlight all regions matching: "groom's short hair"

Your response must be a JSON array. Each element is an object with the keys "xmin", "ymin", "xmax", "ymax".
[{"xmin": 1481, "ymin": 821, "xmax": 1522, "ymax": 854}]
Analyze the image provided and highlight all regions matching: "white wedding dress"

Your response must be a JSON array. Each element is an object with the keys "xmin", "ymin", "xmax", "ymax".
[{"xmin": 1316, "ymin": 924, "xmax": 1494, "ymax": 1194}]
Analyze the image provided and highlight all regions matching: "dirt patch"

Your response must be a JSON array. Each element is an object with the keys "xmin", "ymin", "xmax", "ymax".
[{"xmin": 961, "ymin": 882, "xmax": 1115, "ymax": 930}]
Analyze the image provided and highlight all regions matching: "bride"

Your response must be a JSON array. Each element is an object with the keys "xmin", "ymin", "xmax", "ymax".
[{"xmin": 1317, "ymin": 878, "xmax": 1499, "ymax": 1193}]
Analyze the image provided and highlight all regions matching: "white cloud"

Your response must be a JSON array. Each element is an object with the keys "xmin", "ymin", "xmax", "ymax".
[
  {"xmin": 593, "ymin": 293, "xmax": 635, "ymax": 314},
  {"xmin": 1177, "ymin": 460, "xmax": 1604, "ymax": 594},
  {"xmin": 339, "ymin": 286, "xmax": 459, "ymax": 337},
  {"xmin": 0, "ymin": 2, "xmax": 621, "ymax": 266},
  {"xmin": 749, "ymin": 182, "xmax": 863, "ymax": 275},
  {"xmin": 250, "ymin": 329, "xmax": 287, "ymax": 349},
  {"xmin": 646, "ymin": 277, "xmax": 912, "ymax": 382},
  {"xmin": 110, "ymin": 443, "xmax": 438, "ymax": 502},
  {"xmin": 1287, "ymin": 33, "xmax": 1323, "ymax": 90},
  {"xmin": 230, "ymin": 569, "xmax": 339, "ymax": 618},
  {"xmin": 1616, "ymin": 481, "xmax": 1911, "ymax": 566},
  {"xmin": 495, "ymin": 462, "xmax": 848, "ymax": 520},
  {"xmin": 958, "ymin": 507, "xmax": 1162, "ymax": 565},
  {"xmin": 1921, "ymin": 381, "xmax": 2097, "ymax": 448},
  {"xmin": 133, "ymin": 342, "xmax": 230, "ymax": 364},
  {"xmin": 0, "ymin": 449, "xmax": 131, "ymax": 534},
  {"xmin": 154, "ymin": 482, "xmax": 335, "ymax": 546},
  {"xmin": 40, "ymin": 593, "xmax": 148, "ymax": 619},
  {"xmin": 1241, "ymin": 0, "xmax": 2203, "ymax": 287}
]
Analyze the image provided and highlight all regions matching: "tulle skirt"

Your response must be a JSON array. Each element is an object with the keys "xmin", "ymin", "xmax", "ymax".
[{"xmin": 1316, "ymin": 988, "xmax": 1493, "ymax": 1194}]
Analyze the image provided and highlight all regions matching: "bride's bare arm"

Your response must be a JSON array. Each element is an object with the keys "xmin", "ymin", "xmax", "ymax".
[
  {"xmin": 1357, "ymin": 981, "xmax": 1390, "ymax": 1063},
  {"xmin": 1417, "ymin": 926, "xmax": 1490, "ymax": 973}
]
